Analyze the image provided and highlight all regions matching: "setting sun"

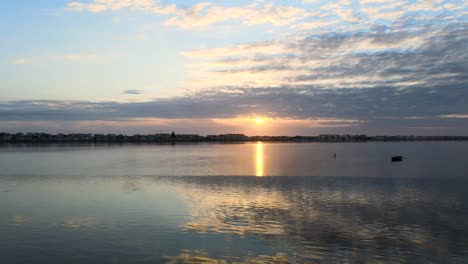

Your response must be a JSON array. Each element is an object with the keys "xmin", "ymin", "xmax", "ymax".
[{"xmin": 255, "ymin": 118, "xmax": 265, "ymax": 125}]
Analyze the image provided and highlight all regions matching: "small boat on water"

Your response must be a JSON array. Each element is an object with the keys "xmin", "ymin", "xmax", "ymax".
[{"xmin": 391, "ymin": 156, "xmax": 404, "ymax": 162}]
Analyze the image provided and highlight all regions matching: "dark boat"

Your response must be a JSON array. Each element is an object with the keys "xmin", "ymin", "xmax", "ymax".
[{"xmin": 391, "ymin": 156, "xmax": 404, "ymax": 162}]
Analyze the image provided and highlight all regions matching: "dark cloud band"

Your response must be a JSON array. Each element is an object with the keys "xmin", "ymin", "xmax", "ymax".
[{"xmin": 122, "ymin": 90, "xmax": 142, "ymax": 95}]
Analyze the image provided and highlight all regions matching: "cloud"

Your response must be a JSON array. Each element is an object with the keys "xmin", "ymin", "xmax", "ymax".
[
  {"xmin": 10, "ymin": 1, "xmax": 468, "ymax": 135},
  {"xmin": 135, "ymin": 33, "xmax": 146, "ymax": 40},
  {"xmin": 180, "ymin": 40, "xmax": 288, "ymax": 59},
  {"xmin": 11, "ymin": 58, "xmax": 32, "ymax": 65},
  {"xmin": 0, "ymin": 83, "xmax": 467, "ymax": 120},
  {"xmin": 302, "ymin": 0, "xmax": 322, "ymax": 4},
  {"xmin": 163, "ymin": 2, "xmax": 310, "ymax": 29},
  {"xmin": 66, "ymin": 0, "xmax": 157, "ymax": 13},
  {"xmin": 291, "ymin": 19, "xmax": 339, "ymax": 30},
  {"xmin": 122, "ymin": 89, "xmax": 142, "ymax": 94},
  {"xmin": 65, "ymin": 0, "xmax": 468, "ymax": 31},
  {"xmin": 181, "ymin": 22, "xmax": 468, "ymax": 90},
  {"xmin": 66, "ymin": 1, "xmax": 310, "ymax": 29},
  {"xmin": 2, "ymin": 18, "xmax": 467, "ymax": 131},
  {"xmin": 438, "ymin": 114, "xmax": 468, "ymax": 119},
  {"xmin": 9, "ymin": 53, "xmax": 101, "ymax": 65},
  {"xmin": 62, "ymin": 53, "xmax": 97, "ymax": 61},
  {"xmin": 1, "ymin": 82, "xmax": 468, "ymax": 135},
  {"xmin": 66, "ymin": 2, "xmax": 85, "ymax": 12}
]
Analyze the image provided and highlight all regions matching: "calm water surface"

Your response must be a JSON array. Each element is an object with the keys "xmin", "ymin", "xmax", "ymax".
[{"xmin": 1, "ymin": 142, "xmax": 468, "ymax": 263}]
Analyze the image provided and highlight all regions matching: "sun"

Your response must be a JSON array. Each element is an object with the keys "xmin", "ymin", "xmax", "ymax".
[{"xmin": 255, "ymin": 118, "xmax": 264, "ymax": 125}]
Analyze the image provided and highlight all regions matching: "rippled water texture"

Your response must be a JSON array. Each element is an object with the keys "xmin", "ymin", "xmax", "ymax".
[{"xmin": 1, "ymin": 142, "xmax": 468, "ymax": 263}]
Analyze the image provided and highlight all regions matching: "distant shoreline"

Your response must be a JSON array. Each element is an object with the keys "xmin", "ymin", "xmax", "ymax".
[{"xmin": 1, "ymin": 132, "xmax": 468, "ymax": 143}]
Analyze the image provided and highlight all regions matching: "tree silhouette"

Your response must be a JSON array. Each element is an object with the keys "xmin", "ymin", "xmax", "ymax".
[{"xmin": 171, "ymin": 131, "xmax": 176, "ymax": 139}]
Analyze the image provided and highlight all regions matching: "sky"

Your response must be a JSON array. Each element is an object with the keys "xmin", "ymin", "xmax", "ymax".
[{"xmin": 0, "ymin": 0, "xmax": 467, "ymax": 135}]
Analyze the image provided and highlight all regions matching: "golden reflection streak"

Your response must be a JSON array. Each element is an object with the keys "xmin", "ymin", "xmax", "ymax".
[{"xmin": 256, "ymin": 141, "xmax": 264, "ymax": 177}]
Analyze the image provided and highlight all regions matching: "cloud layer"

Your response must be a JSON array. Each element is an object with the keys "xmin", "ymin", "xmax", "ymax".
[
  {"xmin": 67, "ymin": 0, "xmax": 311, "ymax": 29},
  {"xmin": 1, "ymin": 82, "xmax": 468, "ymax": 135},
  {"xmin": 183, "ymin": 22, "xmax": 468, "ymax": 89},
  {"xmin": 2, "ymin": 0, "xmax": 467, "ymax": 135},
  {"xmin": 1, "ymin": 84, "xmax": 467, "ymax": 121},
  {"xmin": 2, "ymin": 20, "xmax": 468, "ymax": 134},
  {"xmin": 66, "ymin": 0, "xmax": 467, "ymax": 30}
]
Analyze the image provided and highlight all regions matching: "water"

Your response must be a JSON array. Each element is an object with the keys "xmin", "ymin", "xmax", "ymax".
[{"xmin": 1, "ymin": 142, "xmax": 468, "ymax": 263}]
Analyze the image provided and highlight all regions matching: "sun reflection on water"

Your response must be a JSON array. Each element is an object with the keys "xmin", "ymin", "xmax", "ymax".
[{"xmin": 256, "ymin": 142, "xmax": 264, "ymax": 177}]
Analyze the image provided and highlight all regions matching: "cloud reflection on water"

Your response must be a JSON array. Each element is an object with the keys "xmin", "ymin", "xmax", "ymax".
[
  {"xmin": 166, "ymin": 176, "xmax": 468, "ymax": 263},
  {"xmin": 60, "ymin": 215, "xmax": 102, "ymax": 230},
  {"xmin": 11, "ymin": 214, "xmax": 31, "ymax": 225},
  {"xmin": 165, "ymin": 249, "xmax": 292, "ymax": 264},
  {"xmin": 181, "ymin": 182, "xmax": 289, "ymax": 236}
]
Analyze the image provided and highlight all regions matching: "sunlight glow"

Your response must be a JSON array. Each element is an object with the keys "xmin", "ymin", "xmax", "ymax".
[
  {"xmin": 255, "ymin": 142, "xmax": 264, "ymax": 177},
  {"xmin": 255, "ymin": 118, "xmax": 264, "ymax": 125}
]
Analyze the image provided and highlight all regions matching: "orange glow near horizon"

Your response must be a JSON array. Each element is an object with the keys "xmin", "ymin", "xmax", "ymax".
[
  {"xmin": 30, "ymin": 117, "xmax": 365, "ymax": 137},
  {"xmin": 255, "ymin": 142, "xmax": 264, "ymax": 177}
]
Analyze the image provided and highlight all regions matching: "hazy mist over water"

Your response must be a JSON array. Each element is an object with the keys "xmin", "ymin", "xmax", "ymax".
[{"xmin": 1, "ymin": 142, "xmax": 468, "ymax": 263}]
